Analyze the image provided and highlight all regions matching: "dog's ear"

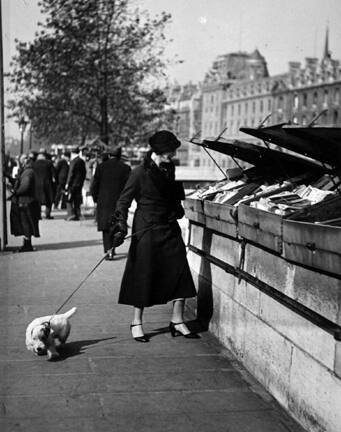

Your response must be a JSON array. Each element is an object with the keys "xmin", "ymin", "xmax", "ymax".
[{"xmin": 42, "ymin": 322, "xmax": 51, "ymax": 339}]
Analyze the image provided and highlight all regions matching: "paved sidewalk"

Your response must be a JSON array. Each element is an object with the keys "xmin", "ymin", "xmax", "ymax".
[{"xmin": 0, "ymin": 210, "xmax": 306, "ymax": 432}]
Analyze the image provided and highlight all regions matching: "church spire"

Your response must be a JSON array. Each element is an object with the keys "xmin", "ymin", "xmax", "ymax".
[{"xmin": 323, "ymin": 26, "xmax": 330, "ymax": 59}]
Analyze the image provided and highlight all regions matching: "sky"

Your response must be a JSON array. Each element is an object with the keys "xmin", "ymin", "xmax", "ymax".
[{"xmin": 3, "ymin": 0, "xmax": 341, "ymax": 137}]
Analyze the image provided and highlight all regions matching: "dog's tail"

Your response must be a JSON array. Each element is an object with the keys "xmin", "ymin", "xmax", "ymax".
[{"xmin": 63, "ymin": 307, "xmax": 77, "ymax": 319}]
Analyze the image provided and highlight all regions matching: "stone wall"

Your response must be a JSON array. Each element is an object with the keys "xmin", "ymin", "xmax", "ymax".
[{"xmin": 186, "ymin": 220, "xmax": 341, "ymax": 432}]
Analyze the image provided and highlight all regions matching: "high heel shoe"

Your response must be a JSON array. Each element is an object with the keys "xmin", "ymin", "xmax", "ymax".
[
  {"xmin": 130, "ymin": 323, "xmax": 149, "ymax": 343},
  {"xmin": 169, "ymin": 322, "xmax": 200, "ymax": 339}
]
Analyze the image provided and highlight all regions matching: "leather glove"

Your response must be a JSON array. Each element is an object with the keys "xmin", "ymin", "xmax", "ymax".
[
  {"xmin": 112, "ymin": 231, "xmax": 126, "ymax": 247},
  {"xmin": 109, "ymin": 213, "xmax": 128, "ymax": 248}
]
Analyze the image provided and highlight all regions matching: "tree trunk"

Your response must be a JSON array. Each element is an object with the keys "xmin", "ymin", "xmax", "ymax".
[{"xmin": 100, "ymin": 96, "xmax": 109, "ymax": 145}]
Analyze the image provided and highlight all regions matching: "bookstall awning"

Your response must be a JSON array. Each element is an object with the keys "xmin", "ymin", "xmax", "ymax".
[
  {"xmin": 194, "ymin": 137, "xmax": 327, "ymax": 176},
  {"xmin": 240, "ymin": 124, "xmax": 341, "ymax": 168}
]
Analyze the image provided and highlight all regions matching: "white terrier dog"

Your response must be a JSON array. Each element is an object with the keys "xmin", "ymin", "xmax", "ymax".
[{"xmin": 25, "ymin": 307, "xmax": 77, "ymax": 360}]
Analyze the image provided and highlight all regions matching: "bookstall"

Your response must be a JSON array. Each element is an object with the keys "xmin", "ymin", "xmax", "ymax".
[{"xmin": 184, "ymin": 124, "xmax": 341, "ymax": 432}]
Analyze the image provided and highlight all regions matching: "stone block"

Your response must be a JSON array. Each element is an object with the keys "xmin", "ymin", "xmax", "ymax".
[
  {"xmin": 245, "ymin": 243, "xmax": 341, "ymax": 326},
  {"xmin": 244, "ymin": 244, "xmax": 289, "ymax": 291},
  {"xmin": 335, "ymin": 341, "xmax": 341, "ymax": 379},
  {"xmin": 211, "ymin": 263, "xmax": 235, "ymax": 298},
  {"xmin": 211, "ymin": 233, "xmax": 240, "ymax": 267},
  {"xmin": 259, "ymin": 292, "xmax": 335, "ymax": 370},
  {"xmin": 190, "ymin": 224, "xmax": 204, "ymax": 249},
  {"xmin": 187, "ymin": 249, "xmax": 203, "ymax": 275},
  {"xmin": 243, "ymin": 311, "xmax": 292, "ymax": 410},
  {"xmin": 289, "ymin": 347, "xmax": 341, "ymax": 432},
  {"xmin": 234, "ymin": 279, "xmax": 261, "ymax": 316},
  {"xmin": 292, "ymin": 266, "xmax": 341, "ymax": 324}
]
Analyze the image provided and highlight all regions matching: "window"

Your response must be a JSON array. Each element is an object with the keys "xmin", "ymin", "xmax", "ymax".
[
  {"xmin": 313, "ymin": 91, "xmax": 318, "ymax": 106},
  {"xmin": 252, "ymin": 101, "xmax": 256, "ymax": 113},
  {"xmin": 293, "ymin": 94, "xmax": 299, "ymax": 109},
  {"xmin": 333, "ymin": 110, "xmax": 339, "ymax": 125},
  {"xmin": 238, "ymin": 104, "xmax": 241, "ymax": 115},
  {"xmin": 245, "ymin": 102, "xmax": 248, "ymax": 114},
  {"xmin": 323, "ymin": 89, "xmax": 328, "ymax": 106},
  {"xmin": 260, "ymin": 100, "xmax": 264, "ymax": 113},
  {"xmin": 335, "ymin": 88, "xmax": 340, "ymax": 104},
  {"xmin": 268, "ymin": 99, "xmax": 272, "ymax": 111},
  {"xmin": 302, "ymin": 93, "xmax": 307, "ymax": 108}
]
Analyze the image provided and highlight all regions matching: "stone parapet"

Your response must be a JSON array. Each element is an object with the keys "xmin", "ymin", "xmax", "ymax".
[{"xmin": 185, "ymin": 199, "xmax": 341, "ymax": 432}]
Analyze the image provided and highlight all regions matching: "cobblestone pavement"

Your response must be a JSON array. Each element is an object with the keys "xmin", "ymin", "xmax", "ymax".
[{"xmin": 0, "ymin": 209, "xmax": 306, "ymax": 432}]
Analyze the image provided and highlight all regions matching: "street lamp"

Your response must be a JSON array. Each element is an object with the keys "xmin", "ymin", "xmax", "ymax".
[{"xmin": 18, "ymin": 116, "xmax": 28, "ymax": 155}]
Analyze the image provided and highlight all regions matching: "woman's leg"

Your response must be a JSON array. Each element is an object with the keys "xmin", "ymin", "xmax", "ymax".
[
  {"xmin": 171, "ymin": 299, "xmax": 185, "ymax": 323},
  {"xmin": 132, "ymin": 306, "xmax": 144, "ymax": 325},
  {"xmin": 19, "ymin": 235, "xmax": 33, "ymax": 252},
  {"xmin": 131, "ymin": 307, "xmax": 148, "ymax": 342},
  {"xmin": 170, "ymin": 299, "xmax": 200, "ymax": 338}
]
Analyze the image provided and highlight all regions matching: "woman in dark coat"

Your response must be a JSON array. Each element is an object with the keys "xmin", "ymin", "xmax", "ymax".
[
  {"xmin": 10, "ymin": 154, "xmax": 40, "ymax": 252},
  {"xmin": 114, "ymin": 131, "xmax": 199, "ymax": 342},
  {"xmin": 54, "ymin": 151, "xmax": 70, "ymax": 209},
  {"xmin": 91, "ymin": 148, "xmax": 131, "ymax": 259},
  {"xmin": 33, "ymin": 150, "xmax": 55, "ymax": 219}
]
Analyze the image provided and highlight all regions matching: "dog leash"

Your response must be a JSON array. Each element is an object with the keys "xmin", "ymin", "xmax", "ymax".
[{"xmin": 47, "ymin": 224, "xmax": 157, "ymax": 325}]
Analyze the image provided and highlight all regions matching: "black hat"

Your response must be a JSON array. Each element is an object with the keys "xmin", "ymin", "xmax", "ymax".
[
  {"xmin": 70, "ymin": 146, "xmax": 80, "ymax": 154},
  {"xmin": 149, "ymin": 130, "xmax": 181, "ymax": 154},
  {"xmin": 110, "ymin": 147, "xmax": 122, "ymax": 158}
]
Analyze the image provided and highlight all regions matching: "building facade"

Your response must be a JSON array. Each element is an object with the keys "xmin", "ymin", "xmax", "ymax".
[
  {"xmin": 172, "ymin": 30, "xmax": 341, "ymax": 170},
  {"xmin": 166, "ymin": 81, "xmax": 202, "ymax": 166}
]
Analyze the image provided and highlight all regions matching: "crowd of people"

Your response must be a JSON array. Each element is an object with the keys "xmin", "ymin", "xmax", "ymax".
[{"xmin": 5, "ymin": 145, "xmax": 103, "ymax": 251}]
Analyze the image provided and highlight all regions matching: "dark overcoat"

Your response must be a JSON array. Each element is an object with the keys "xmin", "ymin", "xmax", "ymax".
[
  {"xmin": 91, "ymin": 158, "xmax": 131, "ymax": 231},
  {"xmin": 33, "ymin": 159, "xmax": 55, "ymax": 206},
  {"xmin": 10, "ymin": 165, "xmax": 40, "ymax": 238},
  {"xmin": 55, "ymin": 158, "xmax": 69, "ymax": 187},
  {"xmin": 115, "ymin": 154, "xmax": 196, "ymax": 308},
  {"xmin": 66, "ymin": 156, "xmax": 86, "ymax": 192}
]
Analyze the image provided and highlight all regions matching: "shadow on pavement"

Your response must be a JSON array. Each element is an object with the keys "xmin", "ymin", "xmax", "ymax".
[
  {"xmin": 58, "ymin": 336, "xmax": 117, "ymax": 359},
  {"xmin": 31, "ymin": 239, "xmax": 102, "ymax": 251}
]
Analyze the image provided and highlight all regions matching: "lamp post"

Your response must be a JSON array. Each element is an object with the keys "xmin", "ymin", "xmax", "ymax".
[
  {"xmin": 0, "ymin": 0, "xmax": 7, "ymax": 250},
  {"xmin": 18, "ymin": 116, "xmax": 28, "ymax": 155}
]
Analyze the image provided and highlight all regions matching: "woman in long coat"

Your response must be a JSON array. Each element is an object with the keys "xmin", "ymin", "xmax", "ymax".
[
  {"xmin": 10, "ymin": 154, "xmax": 40, "ymax": 252},
  {"xmin": 33, "ymin": 150, "xmax": 55, "ymax": 219},
  {"xmin": 114, "ymin": 131, "xmax": 199, "ymax": 342}
]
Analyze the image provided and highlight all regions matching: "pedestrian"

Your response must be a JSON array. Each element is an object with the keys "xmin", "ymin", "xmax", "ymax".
[
  {"xmin": 33, "ymin": 148, "xmax": 56, "ymax": 219},
  {"xmin": 65, "ymin": 146, "xmax": 86, "ymax": 221},
  {"xmin": 10, "ymin": 154, "xmax": 40, "ymax": 252},
  {"xmin": 113, "ymin": 130, "xmax": 199, "ymax": 342},
  {"xmin": 28, "ymin": 150, "xmax": 38, "ymax": 163},
  {"xmin": 54, "ymin": 151, "xmax": 70, "ymax": 209},
  {"xmin": 91, "ymin": 147, "xmax": 131, "ymax": 260}
]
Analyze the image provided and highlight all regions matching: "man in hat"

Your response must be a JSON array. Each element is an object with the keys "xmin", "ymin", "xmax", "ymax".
[
  {"xmin": 33, "ymin": 148, "xmax": 56, "ymax": 219},
  {"xmin": 54, "ymin": 151, "xmax": 70, "ymax": 209},
  {"xmin": 91, "ymin": 146, "xmax": 131, "ymax": 259},
  {"xmin": 65, "ymin": 146, "xmax": 86, "ymax": 221}
]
